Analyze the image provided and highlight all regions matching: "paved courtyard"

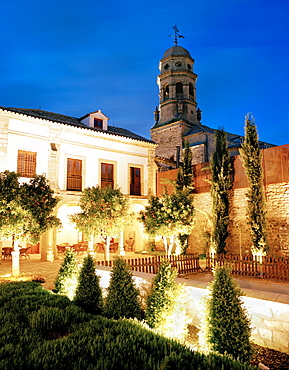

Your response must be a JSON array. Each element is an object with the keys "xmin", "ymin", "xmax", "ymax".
[
  {"xmin": 1, "ymin": 254, "xmax": 289, "ymax": 297},
  {"xmin": 0, "ymin": 252, "xmax": 147, "ymax": 290}
]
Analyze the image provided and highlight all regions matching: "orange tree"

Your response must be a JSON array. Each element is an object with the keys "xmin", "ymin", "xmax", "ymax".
[
  {"xmin": 70, "ymin": 186, "xmax": 132, "ymax": 261},
  {"xmin": 138, "ymin": 189, "xmax": 194, "ymax": 255},
  {"xmin": 0, "ymin": 171, "xmax": 60, "ymax": 275}
]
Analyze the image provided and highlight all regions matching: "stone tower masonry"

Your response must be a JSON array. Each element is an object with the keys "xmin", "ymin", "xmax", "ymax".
[{"xmin": 151, "ymin": 44, "xmax": 202, "ymax": 161}]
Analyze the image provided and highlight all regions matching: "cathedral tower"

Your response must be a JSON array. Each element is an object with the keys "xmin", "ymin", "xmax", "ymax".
[
  {"xmin": 151, "ymin": 43, "xmax": 201, "ymax": 161},
  {"xmin": 157, "ymin": 45, "xmax": 199, "ymax": 126}
]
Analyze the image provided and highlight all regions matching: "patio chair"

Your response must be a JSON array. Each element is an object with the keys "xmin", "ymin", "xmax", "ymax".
[
  {"xmin": 125, "ymin": 238, "xmax": 135, "ymax": 252},
  {"xmin": 2, "ymin": 247, "xmax": 12, "ymax": 260},
  {"xmin": 57, "ymin": 245, "xmax": 66, "ymax": 254},
  {"xmin": 20, "ymin": 247, "xmax": 30, "ymax": 259}
]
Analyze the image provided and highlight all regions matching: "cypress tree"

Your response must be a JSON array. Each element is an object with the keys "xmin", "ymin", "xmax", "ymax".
[
  {"xmin": 145, "ymin": 260, "xmax": 189, "ymax": 341},
  {"xmin": 105, "ymin": 257, "xmax": 142, "ymax": 320},
  {"xmin": 239, "ymin": 114, "xmax": 268, "ymax": 254},
  {"xmin": 54, "ymin": 249, "xmax": 79, "ymax": 300},
  {"xmin": 175, "ymin": 141, "xmax": 194, "ymax": 254},
  {"xmin": 210, "ymin": 129, "xmax": 233, "ymax": 254},
  {"xmin": 201, "ymin": 265, "xmax": 252, "ymax": 363},
  {"xmin": 176, "ymin": 140, "xmax": 194, "ymax": 194},
  {"xmin": 74, "ymin": 254, "xmax": 103, "ymax": 315}
]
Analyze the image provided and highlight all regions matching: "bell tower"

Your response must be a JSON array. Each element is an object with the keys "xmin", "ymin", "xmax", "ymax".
[
  {"xmin": 156, "ymin": 44, "xmax": 199, "ymax": 126},
  {"xmin": 151, "ymin": 28, "xmax": 201, "ymax": 160}
]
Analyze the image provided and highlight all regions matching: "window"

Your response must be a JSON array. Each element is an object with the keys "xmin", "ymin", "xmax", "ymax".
[
  {"xmin": 101, "ymin": 163, "xmax": 114, "ymax": 189},
  {"xmin": 163, "ymin": 84, "xmax": 169, "ymax": 101},
  {"xmin": 130, "ymin": 167, "xmax": 141, "ymax": 196},
  {"xmin": 17, "ymin": 150, "xmax": 36, "ymax": 177},
  {"xmin": 94, "ymin": 118, "xmax": 103, "ymax": 129},
  {"xmin": 176, "ymin": 82, "xmax": 183, "ymax": 94},
  {"xmin": 67, "ymin": 158, "xmax": 82, "ymax": 191},
  {"xmin": 189, "ymin": 83, "xmax": 194, "ymax": 99}
]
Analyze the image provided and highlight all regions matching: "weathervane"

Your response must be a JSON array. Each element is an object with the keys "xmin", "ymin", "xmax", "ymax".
[{"xmin": 169, "ymin": 25, "xmax": 184, "ymax": 46}]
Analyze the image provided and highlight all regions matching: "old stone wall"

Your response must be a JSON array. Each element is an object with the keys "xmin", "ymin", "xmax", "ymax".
[
  {"xmin": 188, "ymin": 183, "xmax": 289, "ymax": 256},
  {"xmin": 157, "ymin": 145, "xmax": 289, "ymax": 256},
  {"xmin": 151, "ymin": 121, "xmax": 191, "ymax": 159}
]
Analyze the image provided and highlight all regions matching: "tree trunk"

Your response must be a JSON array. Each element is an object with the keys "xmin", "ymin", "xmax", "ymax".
[
  {"xmin": 11, "ymin": 238, "xmax": 20, "ymax": 276},
  {"xmin": 105, "ymin": 236, "xmax": 111, "ymax": 262},
  {"xmin": 175, "ymin": 237, "xmax": 181, "ymax": 256},
  {"xmin": 162, "ymin": 236, "xmax": 168, "ymax": 254},
  {"xmin": 167, "ymin": 235, "xmax": 175, "ymax": 256},
  {"xmin": 88, "ymin": 235, "xmax": 94, "ymax": 255},
  {"xmin": 119, "ymin": 230, "xmax": 125, "ymax": 256}
]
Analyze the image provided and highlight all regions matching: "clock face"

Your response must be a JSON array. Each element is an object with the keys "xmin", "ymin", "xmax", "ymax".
[{"xmin": 175, "ymin": 61, "xmax": 182, "ymax": 66}]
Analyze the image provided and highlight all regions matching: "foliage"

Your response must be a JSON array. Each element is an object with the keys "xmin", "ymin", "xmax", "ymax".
[
  {"xmin": 138, "ymin": 189, "xmax": 194, "ymax": 255},
  {"xmin": 161, "ymin": 351, "xmax": 256, "ymax": 370},
  {"xmin": 175, "ymin": 140, "xmax": 194, "ymax": 194},
  {"xmin": 70, "ymin": 185, "xmax": 132, "ymax": 240},
  {"xmin": 54, "ymin": 249, "xmax": 79, "ymax": 300},
  {"xmin": 28, "ymin": 305, "xmax": 87, "ymax": 339},
  {"xmin": 0, "ymin": 171, "xmax": 29, "ymax": 240},
  {"xmin": 0, "ymin": 172, "xmax": 60, "ymax": 244},
  {"xmin": 209, "ymin": 129, "xmax": 233, "ymax": 254},
  {"xmin": 175, "ymin": 140, "xmax": 194, "ymax": 254},
  {"xmin": 105, "ymin": 257, "xmax": 142, "ymax": 320},
  {"xmin": 239, "ymin": 114, "xmax": 268, "ymax": 253},
  {"xmin": 145, "ymin": 260, "xmax": 189, "ymax": 341},
  {"xmin": 200, "ymin": 265, "xmax": 252, "ymax": 363},
  {"xmin": 20, "ymin": 175, "xmax": 61, "ymax": 243},
  {"xmin": 74, "ymin": 254, "xmax": 103, "ymax": 315},
  {"xmin": 0, "ymin": 281, "xmax": 255, "ymax": 370},
  {"xmin": 177, "ymin": 233, "xmax": 189, "ymax": 255}
]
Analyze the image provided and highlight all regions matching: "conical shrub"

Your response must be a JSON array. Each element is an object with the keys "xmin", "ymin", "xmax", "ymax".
[
  {"xmin": 145, "ymin": 259, "xmax": 189, "ymax": 341},
  {"xmin": 54, "ymin": 249, "xmax": 79, "ymax": 300},
  {"xmin": 200, "ymin": 265, "xmax": 252, "ymax": 362},
  {"xmin": 74, "ymin": 254, "xmax": 103, "ymax": 315},
  {"xmin": 105, "ymin": 257, "xmax": 142, "ymax": 320}
]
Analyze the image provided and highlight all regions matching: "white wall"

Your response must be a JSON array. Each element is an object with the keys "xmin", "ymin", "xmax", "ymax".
[{"xmin": 95, "ymin": 266, "xmax": 289, "ymax": 355}]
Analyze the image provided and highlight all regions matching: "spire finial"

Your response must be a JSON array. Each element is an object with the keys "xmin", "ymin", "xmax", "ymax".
[{"xmin": 169, "ymin": 25, "xmax": 185, "ymax": 46}]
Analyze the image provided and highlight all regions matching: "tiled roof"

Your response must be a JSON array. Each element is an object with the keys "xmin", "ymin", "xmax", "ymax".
[
  {"xmin": 184, "ymin": 123, "xmax": 275, "ymax": 149},
  {"xmin": 0, "ymin": 106, "xmax": 155, "ymax": 144}
]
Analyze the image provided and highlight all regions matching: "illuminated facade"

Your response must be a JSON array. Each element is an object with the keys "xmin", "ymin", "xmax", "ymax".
[{"xmin": 0, "ymin": 106, "xmax": 157, "ymax": 259}]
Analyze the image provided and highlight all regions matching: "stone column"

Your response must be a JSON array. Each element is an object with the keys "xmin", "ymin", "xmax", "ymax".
[
  {"xmin": 119, "ymin": 230, "xmax": 125, "ymax": 256},
  {"xmin": 11, "ymin": 239, "xmax": 20, "ymax": 276},
  {"xmin": 88, "ymin": 236, "xmax": 95, "ymax": 256},
  {"xmin": 46, "ymin": 229, "xmax": 54, "ymax": 262}
]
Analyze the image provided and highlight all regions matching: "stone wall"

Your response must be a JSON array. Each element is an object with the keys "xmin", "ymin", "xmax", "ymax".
[
  {"xmin": 188, "ymin": 183, "xmax": 289, "ymax": 256},
  {"xmin": 95, "ymin": 266, "xmax": 289, "ymax": 354},
  {"xmin": 151, "ymin": 121, "xmax": 191, "ymax": 159},
  {"xmin": 157, "ymin": 145, "xmax": 289, "ymax": 256}
]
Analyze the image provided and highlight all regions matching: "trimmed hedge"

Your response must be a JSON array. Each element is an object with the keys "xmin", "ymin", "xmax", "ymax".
[{"xmin": 0, "ymin": 282, "xmax": 256, "ymax": 370}]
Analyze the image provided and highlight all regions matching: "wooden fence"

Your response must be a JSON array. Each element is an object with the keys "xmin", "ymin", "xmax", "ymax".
[
  {"xmin": 95, "ymin": 254, "xmax": 201, "ymax": 275},
  {"xmin": 206, "ymin": 254, "xmax": 289, "ymax": 281}
]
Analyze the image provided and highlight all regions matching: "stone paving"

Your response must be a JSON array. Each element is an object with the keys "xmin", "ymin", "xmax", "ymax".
[{"xmin": 0, "ymin": 252, "xmax": 141, "ymax": 290}]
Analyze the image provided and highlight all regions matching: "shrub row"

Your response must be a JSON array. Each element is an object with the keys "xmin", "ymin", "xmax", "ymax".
[{"xmin": 0, "ymin": 281, "xmax": 256, "ymax": 370}]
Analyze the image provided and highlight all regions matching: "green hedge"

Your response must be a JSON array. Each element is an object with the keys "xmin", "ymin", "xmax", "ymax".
[{"xmin": 0, "ymin": 282, "xmax": 256, "ymax": 370}]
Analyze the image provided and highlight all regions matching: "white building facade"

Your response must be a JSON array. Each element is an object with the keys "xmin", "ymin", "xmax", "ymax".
[{"xmin": 0, "ymin": 106, "xmax": 157, "ymax": 260}]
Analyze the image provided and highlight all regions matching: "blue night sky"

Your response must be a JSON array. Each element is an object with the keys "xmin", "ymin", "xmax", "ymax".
[{"xmin": 0, "ymin": 0, "xmax": 288, "ymax": 146}]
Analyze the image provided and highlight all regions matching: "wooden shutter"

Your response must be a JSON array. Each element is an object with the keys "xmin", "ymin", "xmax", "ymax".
[
  {"xmin": 17, "ymin": 150, "xmax": 37, "ymax": 177},
  {"xmin": 130, "ymin": 167, "xmax": 141, "ymax": 195},
  {"xmin": 101, "ymin": 163, "xmax": 114, "ymax": 188},
  {"xmin": 67, "ymin": 158, "xmax": 82, "ymax": 191}
]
